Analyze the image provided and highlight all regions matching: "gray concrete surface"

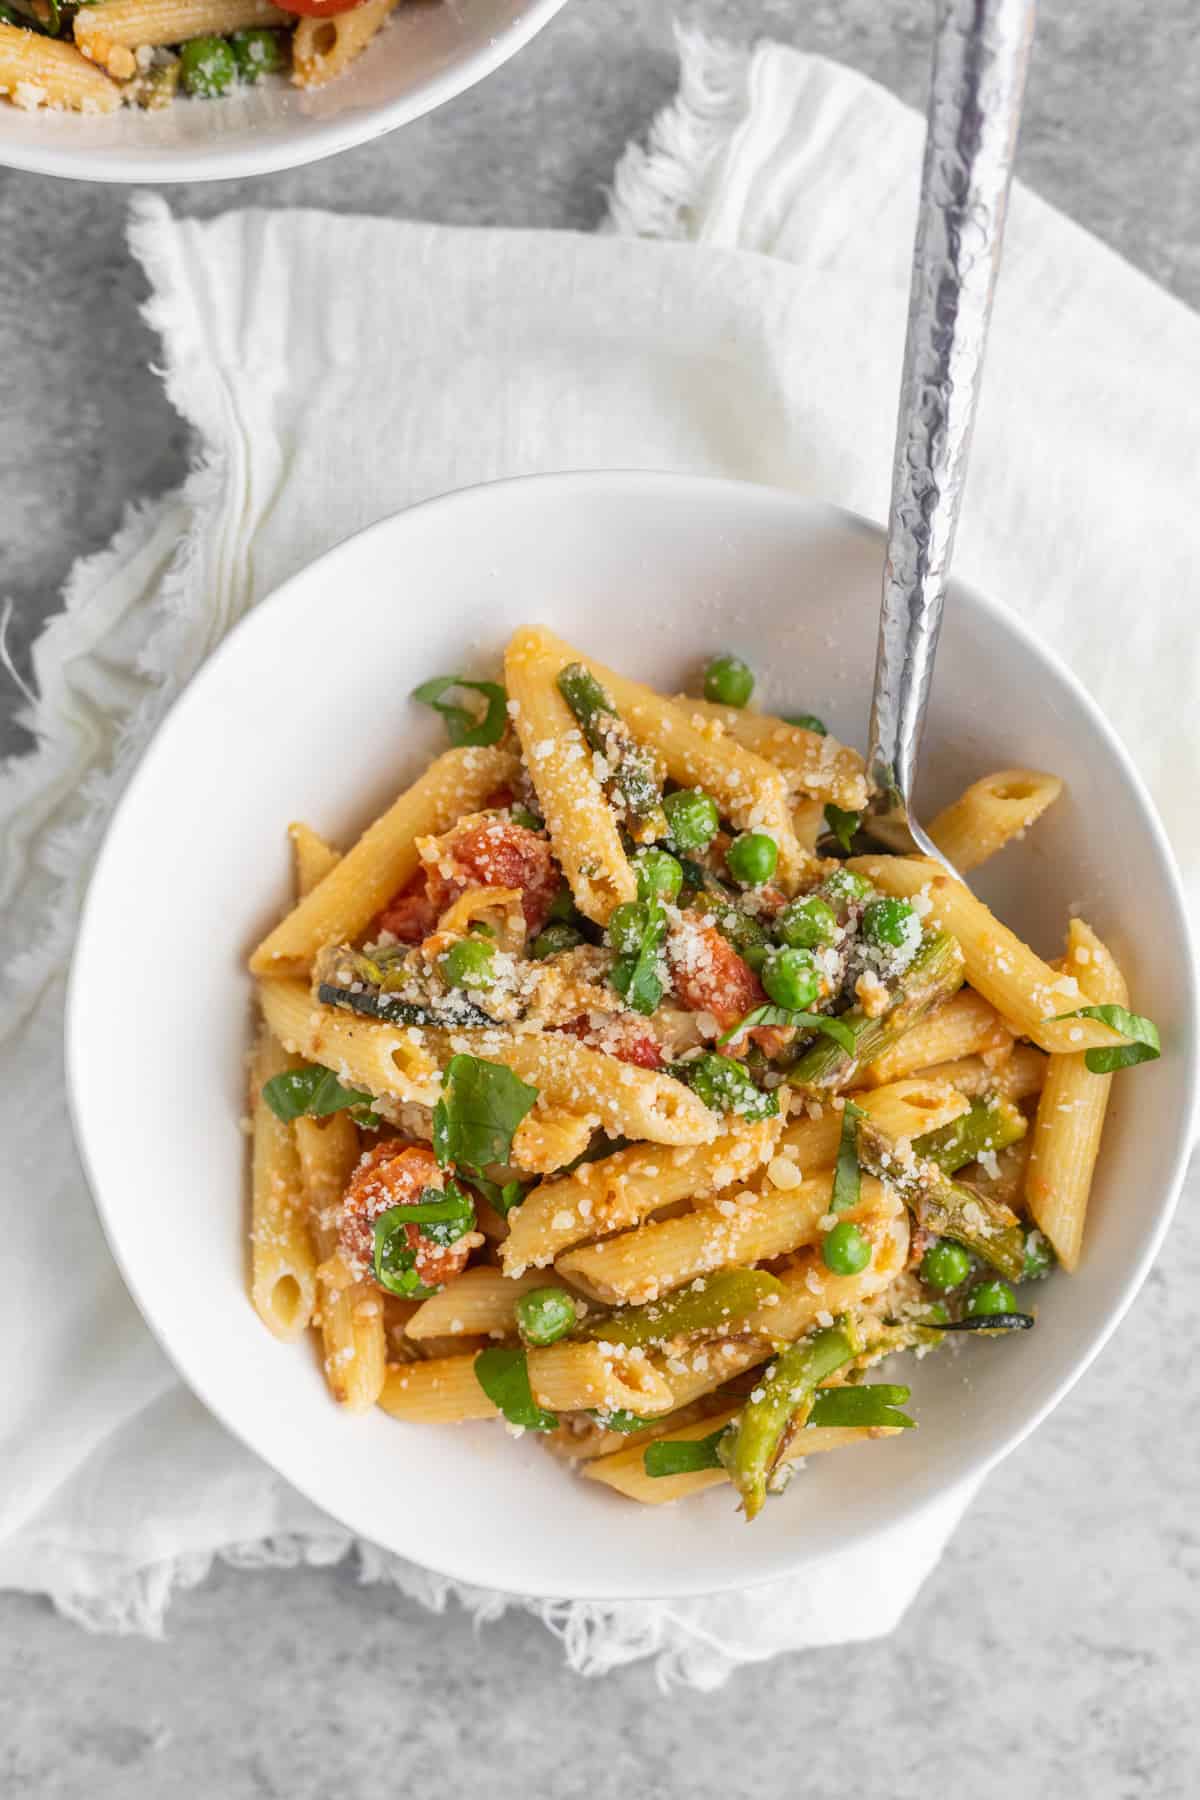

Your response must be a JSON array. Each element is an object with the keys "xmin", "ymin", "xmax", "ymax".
[{"xmin": 2, "ymin": 1, "xmax": 1198, "ymax": 1793}]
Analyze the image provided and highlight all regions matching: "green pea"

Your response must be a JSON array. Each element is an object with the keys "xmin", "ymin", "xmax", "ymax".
[
  {"xmin": 634, "ymin": 848, "xmax": 683, "ymax": 904},
  {"xmin": 776, "ymin": 894, "xmax": 838, "ymax": 950},
  {"xmin": 228, "ymin": 26, "xmax": 286, "ymax": 80},
  {"xmin": 179, "ymin": 35, "xmax": 238, "ymax": 97},
  {"xmin": 1022, "ymin": 1228, "xmax": 1055, "ymax": 1281},
  {"xmin": 529, "ymin": 922, "xmax": 583, "ymax": 960},
  {"xmin": 515, "ymin": 1286, "xmax": 577, "ymax": 1347},
  {"xmin": 967, "ymin": 1279, "xmax": 1019, "ymax": 1318},
  {"xmin": 819, "ymin": 867, "xmax": 875, "ymax": 911},
  {"xmin": 785, "ymin": 712, "xmax": 827, "ymax": 736},
  {"xmin": 822, "ymin": 1220, "xmax": 872, "ymax": 1275},
  {"xmin": 862, "ymin": 896, "xmax": 919, "ymax": 951},
  {"xmin": 920, "ymin": 1238, "xmax": 972, "ymax": 1291},
  {"xmin": 761, "ymin": 946, "xmax": 820, "ymax": 1011},
  {"xmin": 440, "ymin": 935, "xmax": 495, "ymax": 990},
  {"xmin": 726, "ymin": 832, "xmax": 778, "ymax": 887},
  {"xmin": 703, "ymin": 654, "xmax": 755, "ymax": 708},
  {"xmin": 608, "ymin": 901, "xmax": 648, "ymax": 956},
  {"xmin": 663, "ymin": 788, "xmax": 720, "ymax": 852}
]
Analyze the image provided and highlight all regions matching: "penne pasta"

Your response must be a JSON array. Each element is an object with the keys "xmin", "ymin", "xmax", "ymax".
[
  {"xmin": 258, "ymin": 978, "xmax": 443, "ymax": 1108},
  {"xmin": 504, "ymin": 627, "xmax": 638, "ymax": 925},
  {"xmin": 673, "ymin": 698, "xmax": 869, "ymax": 811},
  {"xmin": 405, "ymin": 1265, "xmax": 551, "ymax": 1340},
  {"xmin": 249, "ymin": 1030, "xmax": 318, "ymax": 1341},
  {"xmin": 292, "ymin": 0, "xmax": 400, "ymax": 88},
  {"xmin": 76, "ymin": 0, "xmax": 287, "ymax": 68},
  {"xmin": 0, "ymin": 22, "xmax": 122, "ymax": 109},
  {"xmin": 510, "ymin": 1107, "xmax": 596, "ymax": 1176},
  {"xmin": 746, "ymin": 1180, "xmax": 909, "ymax": 1340},
  {"xmin": 848, "ymin": 856, "xmax": 1128, "ymax": 1056},
  {"xmin": 861, "ymin": 988, "xmax": 1014, "ymax": 1087},
  {"xmin": 379, "ymin": 1354, "xmax": 499, "ymax": 1423},
  {"xmin": 555, "ymin": 1172, "xmax": 835, "ymax": 1305},
  {"xmin": 290, "ymin": 821, "xmax": 341, "ymax": 897},
  {"xmin": 1024, "ymin": 919, "xmax": 1127, "ymax": 1270},
  {"xmin": 928, "ymin": 768, "xmax": 1063, "ymax": 873},
  {"xmin": 250, "ymin": 743, "xmax": 518, "ymax": 976},
  {"xmin": 527, "ymin": 1342, "xmax": 675, "ymax": 1416},
  {"xmin": 485, "ymin": 1032, "xmax": 718, "ymax": 1149},
  {"xmin": 500, "ymin": 1112, "xmax": 783, "ymax": 1275},
  {"xmin": 916, "ymin": 1044, "xmax": 1047, "ymax": 1102}
]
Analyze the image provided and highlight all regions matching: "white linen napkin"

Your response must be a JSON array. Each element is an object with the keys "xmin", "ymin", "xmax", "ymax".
[{"xmin": 2, "ymin": 32, "xmax": 1196, "ymax": 1689}]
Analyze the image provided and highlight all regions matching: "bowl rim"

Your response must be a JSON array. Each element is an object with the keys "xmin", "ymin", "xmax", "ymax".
[
  {"xmin": 0, "ymin": 0, "xmax": 569, "ymax": 184},
  {"xmin": 65, "ymin": 469, "xmax": 1200, "ymax": 1599}
]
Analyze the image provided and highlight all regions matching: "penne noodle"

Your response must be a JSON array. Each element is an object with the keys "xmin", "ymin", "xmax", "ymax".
[
  {"xmin": 76, "ymin": 0, "xmax": 287, "ymax": 69},
  {"xmin": 510, "ymin": 1107, "xmax": 596, "ymax": 1176},
  {"xmin": 292, "ymin": 0, "xmax": 400, "ymax": 87},
  {"xmin": 916, "ymin": 1043, "xmax": 1047, "ymax": 1102},
  {"xmin": 773, "ymin": 1080, "xmax": 969, "ymax": 1178},
  {"xmin": 500, "ymin": 1112, "xmax": 782, "ymax": 1274},
  {"xmin": 0, "ymin": 22, "xmax": 122, "ymax": 109},
  {"xmin": 379, "ymin": 1354, "xmax": 498, "ymax": 1423},
  {"xmin": 289, "ymin": 821, "xmax": 341, "ymax": 897},
  {"xmin": 555, "ymin": 1172, "xmax": 836, "ymax": 1305},
  {"xmin": 316, "ymin": 1270, "xmax": 387, "ymax": 1412},
  {"xmin": 405, "ymin": 1265, "xmax": 550, "ymax": 1340},
  {"xmin": 485, "ymin": 1032, "xmax": 718, "ymax": 1149},
  {"xmin": 928, "ymin": 768, "xmax": 1063, "ymax": 873},
  {"xmin": 861, "ymin": 988, "xmax": 1014, "ymax": 1086},
  {"xmin": 673, "ymin": 699, "xmax": 869, "ymax": 811},
  {"xmin": 250, "ymin": 743, "xmax": 518, "ymax": 977},
  {"xmin": 527, "ymin": 1343, "xmax": 675, "ymax": 1416},
  {"xmin": 1024, "ymin": 919, "xmax": 1127, "ymax": 1270},
  {"xmin": 746, "ymin": 1180, "xmax": 909, "ymax": 1340},
  {"xmin": 504, "ymin": 627, "xmax": 638, "ymax": 925},
  {"xmin": 294, "ymin": 1112, "xmax": 360, "ymax": 1259},
  {"xmin": 249, "ymin": 1030, "xmax": 318, "ymax": 1341},
  {"xmin": 258, "ymin": 978, "xmax": 442, "ymax": 1108},
  {"xmin": 848, "ymin": 857, "xmax": 1128, "ymax": 1056}
]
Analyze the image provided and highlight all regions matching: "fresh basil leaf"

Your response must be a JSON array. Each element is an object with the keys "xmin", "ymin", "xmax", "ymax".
[
  {"xmin": 373, "ymin": 1211, "xmax": 439, "ymax": 1298},
  {"xmin": 610, "ymin": 894, "xmax": 666, "ymax": 1017},
  {"xmin": 824, "ymin": 804, "xmax": 861, "ymax": 853},
  {"xmin": 412, "ymin": 675, "xmax": 508, "ymax": 748},
  {"xmin": 473, "ymin": 1347, "xmax": 559, "ymax": 1431},
  {"xmin": 468, "ymin": 1173, "xmax": 527, "ymax": 1217},
  {"xmin": 643, "ymin": 1426, "xmax": 730, "ymax": 1477},
  {"xmin": 262, "ymin": 1063, "xmax": 374, "ymax": 1124},
  {"xmin": 716, "ymin": 1005, "xmax": 856, "ymax": 1053},
  {"xmin": 589, "ymin": 1408, "xmax": 660, "ymax": 1434},
  {"xmin": 1052, "ymin": 1003, "xmax": 1162, "ymax": 1073},
  {"xmin": 669, "ymin": 1052, "xmax": 778, "ymax": 1122},
  {"xmin": 384, "ymin": 1179, "xmax": 475, "ymax": 1247},
  {"xmin": 807, "ymin": 1384, "xmax": 915, "ymax": 1429},
  {"xmin": 432, "ymin": 1053, "xmax": 538, "ymax": 1172},
  {"xmin": 831, "ymin": 1099, "xmax": 866, "ymax": 1214}
]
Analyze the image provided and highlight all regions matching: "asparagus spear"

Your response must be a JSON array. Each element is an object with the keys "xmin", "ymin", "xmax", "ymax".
[
  {"xmin": 557, "ymin": 662, "xmax": 668, "ymax": 841},
  {"xmin": 577, "ymin": 1268, "xmax": 783, "ymax": 1349},
  {"xmin": 786, "ymin": 930, "xmax": 965, "ymax": 1093},
  {"xmin": 720, "ymin": 1318, "xmax": 860, "ymax": 1519},
  {"xmin": 856, "ymin": 1116, "xmax": 1026, "ymax": 1281},
  {"xmin": 912, "ymin": 1095, "xmax": 1027, "ymax": 1174}
]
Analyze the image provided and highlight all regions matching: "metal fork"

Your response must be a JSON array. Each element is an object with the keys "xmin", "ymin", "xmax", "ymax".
[{"xmin": 861, "ymin": 0, "xmax": 1037, "ymax": 868}]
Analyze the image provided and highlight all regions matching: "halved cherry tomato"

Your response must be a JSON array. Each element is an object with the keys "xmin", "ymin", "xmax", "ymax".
[
  {"xmin": 376, "ymin": 869, "xmax": 438, "ymax": 944},
  {"xmin": 426, "ymin": 816, "xmax": 560, "ymax": 933},
  {"xmin": 339, "ymin": 1141, "xmax": 470, "ymax": 1290},
  {"xmin": 668, "ymin": 914, "xmax": 790, "ymax": 1055},
  {"xmin": 559, "ymin": 1015, "xmax": 664, "ymax": 1070}
]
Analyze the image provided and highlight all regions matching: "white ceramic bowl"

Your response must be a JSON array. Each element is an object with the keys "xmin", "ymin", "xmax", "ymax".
[
  {"xmin": 0, "ymin": 0, "xmax": 567, "ymax": 183},
  {"xmin": 67, "ymin": 472, "xmax": 1198, "ymax": 1599}
]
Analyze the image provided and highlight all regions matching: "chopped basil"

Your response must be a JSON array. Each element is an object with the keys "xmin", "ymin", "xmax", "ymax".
[
  {"xmin": 807, "ymin": 1383, "xmax": 915, "ymax": 1429},
  {"xmin": 716, "ymin": 1005, "xmax": 856, "ymax": 1053},
  {"xmin": 590, "ymin": 1408, "xmax": 659, "ymax": 1434},
  {"xmin": 609, "ymin": 895, "xmax": 666, "ymax": 1017},
  {"xmin": 373, "ymin": 1211, "xmax": 439, "ymax": 1298},
  {"xmin": 382, "ymin": 1179, "xmax": 475, "ymax": 1247},
  {"xmin": 1051, "ymin": 1003, "xmax": 1162, "ymax": 1073},
  {"xmin": 411, "ymin": 675, "xmax": 508, "ymax": 747},
  {"xmin": 262, "ymin": 1062, "xmax": 378, "ymax": 1127},
  {"xmin": 831, "ymin": 1099, "xmax": 866, "ymax": 1214},
  {"xmin": 473, "ymin": 1347, "xmax": 559, "ymax": 1431},
  {"xmin": 467, "ymin": 1172, "xmax": 527, "ymax": 1216},
  {"xmin": 643, "ymin": 1426, "xmax": 730, "ymax": 1477},
  {"xmin": 432, "ymin": 1054, "xmax": 538, "ymax": 1172},
  {"xmin": 823, "ymin": 804, "xmax": 861, "ymax": 853}
]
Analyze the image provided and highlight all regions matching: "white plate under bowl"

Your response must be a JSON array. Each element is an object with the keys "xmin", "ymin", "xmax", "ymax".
[
  {"xmin": 0, "ymin": 0, "xmax": 567, "ymax": 183},
  {"xmin": 66, "ymin": 472, "xmax": 1198, "ymax": 1600}
]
